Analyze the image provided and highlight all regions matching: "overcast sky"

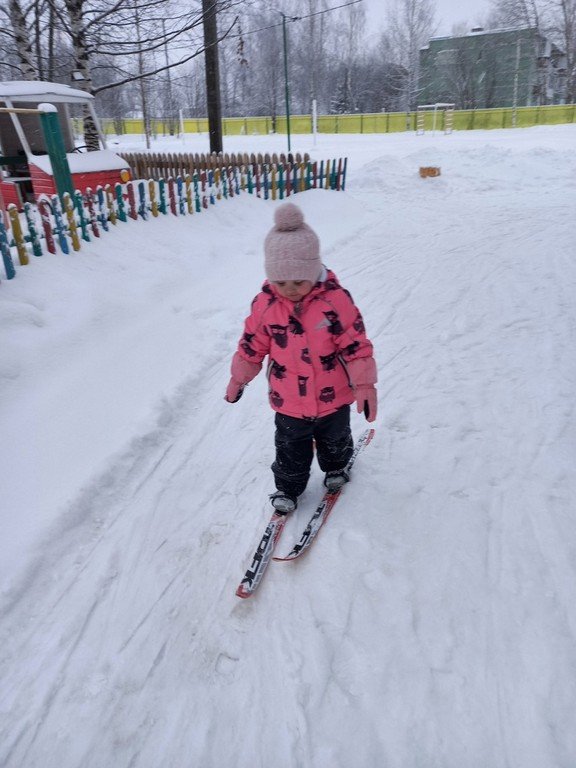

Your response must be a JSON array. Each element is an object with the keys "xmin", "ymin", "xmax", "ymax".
[{"xmin": 362, "ymin": 0, "xmax": 493, "ymax": 38}]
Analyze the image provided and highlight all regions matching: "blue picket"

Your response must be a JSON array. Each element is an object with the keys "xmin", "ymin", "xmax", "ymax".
[
  {"xmin": 138, "ymin": 182, "xmax": 147, "ymax": 219},
  {"xmin": 208, "ymin": 170, "xmax": 215, "ymax": 205},
  {"xmin": 177, "ymin": 177, "xmax": 186, "ymax": 215},
  {"xmin": 74, "ymin": 191, "xmax": 91, "ymax": 243},
  {"xmin": 24, "ymin": 202, "xmax": 44, "ymax": 256},
  {"xmin": 158, "ymin": 179, "xmax": 167, "ymax": 215},
  {"xmin": 341, "ymin": 157, "xmax": 348, "ymax": 190},
  {"xmin": 96, "ymin": 187, "xmax": 109, "ymax": 231},
  {"xmin": 0, "ymin": 217, "xmax": 16, "ymax": 279},
  {"xmin": 193, "ymin": 173, "xmax": 201, "ymax": 213},
  {"xmin": 51, "ymin": 195, "xmax": 70, "ymax": 254},
  {"xmin": 115, "ymin": 183, "xmax": 127, "ymax": 222}
]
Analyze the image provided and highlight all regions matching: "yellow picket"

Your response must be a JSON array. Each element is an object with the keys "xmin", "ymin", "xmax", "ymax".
[
  {"xmin": 149, "ymin": 180, "xmax": 159, "ymax": 217},
  {"xmin": 7, "ymin": 205, "xmax": 29, "ymax": 265},
  {"xmin": 63, "ymin": 194, "xmax": 81, "ymax": 251}
]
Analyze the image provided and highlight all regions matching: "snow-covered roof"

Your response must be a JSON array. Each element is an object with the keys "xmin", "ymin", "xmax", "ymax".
[
  {"xmin": 0, "ymin": 80, "xmax": 93, "ymax": 105},
  {"xmin": 31, "ymin": 150, "xmax": 129, "ymax": 174},
  {"xmin": 428, "ymin": 25, "xmax": 537, "ymax": 43}
]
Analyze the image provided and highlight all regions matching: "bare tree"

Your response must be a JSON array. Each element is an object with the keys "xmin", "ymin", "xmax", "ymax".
[
  {"xmin": 549, "ymin": 0, "xmax": 576, "ymax": 101},
  {"xmin": 303, "ymin": 0, "xmax": 327, "ymax": 108},
  {"xmin": 385, "ymin": 0, "xmax": 437, "ymax": 116},
  {"xmin": 32, "ymin": 0, "xmax": 239, "ymax": 148},
  {"xmin": 488, "ymin": 0, "xmax": 542, "ymax": 26},
  {"xmin": 0, "ymin": 0, "xmax": 72, "ymax": 91},
  {"xmin": 217, "ymin": 0, "xmax": 416, "ymax": 118},
  {"xmin": 2, "ymin": 0, "xmax": 39, "ymax": 79},
  {"xmin": 240, "ymin": 15, "xmax": 282, "ymax": 120},
  {"xmin": 174, "ymin": 59, "xmax": 206, "ymax": 117},
  {"xmin": 490, "ymin": 0, "xmax": 574, "ymax": 103},
  {"xmin": 291, "ymin": 0, "xmax": 332, "ymax": 112},
  {"xmin": 329, "ymin": 1, "xmax": 366, "ymax": 112}
]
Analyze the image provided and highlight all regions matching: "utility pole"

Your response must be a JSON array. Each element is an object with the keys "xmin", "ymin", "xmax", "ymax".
[
  {"xmin": 134, "ymin": 0, "xmax": 151, "ymax": 149},
  {"xmin": 162, "ymin": 19, "xmax": 175, "ymax": 135},
  {"xmin": 512, "ymin": 37, "xmax": 521, "ymax": 128},
  {"xmin": 281, "ymin": 12, "xmax": 292, "ymax": 154},
  {"xmin": 202, "ymin": 0, "xmax": 223, "ymax": 154}
]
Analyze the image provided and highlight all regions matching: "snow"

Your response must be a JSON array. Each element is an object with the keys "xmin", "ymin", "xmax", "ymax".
[
  {"xmin": 0, "ymin": 80, "xmax": 93, "ymax": 104},
  {"xmin": 31, "ymin": 149, "xmax": 129, "ymax": 174},
  {"xmin": 37, "ymin": 102, "xmax": 58, "ymax": 113},
  {"xmin": 1, "ymin": 124, "xmax": 576, "ymax": 767}
]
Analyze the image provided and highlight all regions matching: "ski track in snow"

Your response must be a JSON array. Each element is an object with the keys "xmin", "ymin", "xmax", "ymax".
[{"xmin": 1, "ymin": 127, "xmax": 576, "ymax": 767}]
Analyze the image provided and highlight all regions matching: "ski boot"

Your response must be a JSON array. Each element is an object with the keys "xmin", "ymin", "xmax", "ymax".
[
  {"xmin": 324, "ymin": 468, "xmax": 350, "ymax": 492},
  {"xmin": 270, "ymin": 491, "xmax": 298, "ymax": 514}
]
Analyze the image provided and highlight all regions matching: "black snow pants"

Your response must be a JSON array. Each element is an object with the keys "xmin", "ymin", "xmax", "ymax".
[{"xmin": 272, "ymin": 405, "xmax": 354, "ymax": 498}]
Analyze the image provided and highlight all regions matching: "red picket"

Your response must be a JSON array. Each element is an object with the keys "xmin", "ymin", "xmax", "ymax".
[
  {"xmin": 37, "ymin": 198, "xmax": 56, "ymax": 254},
  {"xmin": 201, "ymin": 171, "xmax": 208, "ymax": 208},
  {"xmin": 127, "ymin": 182, "xmax": 138, "ymax": 220},
  {"xmin": 85, "ymin": 188, "xmax": 100, "ymax": 237}
]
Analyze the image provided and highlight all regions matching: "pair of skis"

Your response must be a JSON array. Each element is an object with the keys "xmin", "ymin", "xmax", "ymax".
[{"xmin": 235, "ymin": 428, "xmax": 374, "ymax": 599}]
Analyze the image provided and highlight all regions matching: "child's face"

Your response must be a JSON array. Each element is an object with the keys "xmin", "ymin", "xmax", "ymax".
[{"xmin": 273, "ymin": 280, "xmax": 314, "ymax": 302}]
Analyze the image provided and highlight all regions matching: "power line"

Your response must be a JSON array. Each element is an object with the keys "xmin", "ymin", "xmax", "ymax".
[{"xmin": 225, "ymin": 0, "xmax": 364, "ymax": 40}]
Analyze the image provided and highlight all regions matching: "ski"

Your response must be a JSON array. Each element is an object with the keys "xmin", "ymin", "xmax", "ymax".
[
  {"xmin": 235, "ymin": 428, "xmax": 374, "ymax": 597},
  {"xmin": 273, "ymin": 427, "xmax": 375, "ymax": 562},
  {"xmin": 235, "ymin": 511, "xmax": 288, "ymax": 598}
]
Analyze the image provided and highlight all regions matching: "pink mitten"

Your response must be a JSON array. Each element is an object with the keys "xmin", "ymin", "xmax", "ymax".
[
  {"xmin": 355, "ymin": 385, "xmax": 377, "ymax": 422},
  {"xmin": 347, "ymin": 357, "xmax": 378, "ymax": 422},
  {"xmin": 225, "ymin": 379, "xmax": 245, "ymax": 403},
  {"xmin": 224, "ymin": 353, "xmax": 262, "ymax": 403}
]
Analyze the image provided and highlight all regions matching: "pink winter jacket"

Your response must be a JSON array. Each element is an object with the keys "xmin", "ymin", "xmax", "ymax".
[{"xmin": 231, "ymin": 269, "xmax": 377, "ymax": 419}]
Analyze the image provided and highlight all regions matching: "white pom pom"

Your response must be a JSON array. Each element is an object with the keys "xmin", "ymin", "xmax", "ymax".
[{"xmin": 274, "ymin": 203, "xmax": 304, "ymax": 232}]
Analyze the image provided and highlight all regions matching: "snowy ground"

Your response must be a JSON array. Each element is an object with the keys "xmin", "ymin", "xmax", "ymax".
[{"xmin": 1, "ymin": 125, "xmax": 576, "ymax": 767}]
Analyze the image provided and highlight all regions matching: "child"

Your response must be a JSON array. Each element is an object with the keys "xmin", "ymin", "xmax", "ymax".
[{"xmin": 225, "ymin": 202, "xmax": 377, "ymax": 514}]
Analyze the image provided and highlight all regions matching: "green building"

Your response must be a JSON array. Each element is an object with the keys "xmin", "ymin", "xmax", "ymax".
[{"xmin": 419, "ymin": 27, "xmax": 567, "ymax": 109}]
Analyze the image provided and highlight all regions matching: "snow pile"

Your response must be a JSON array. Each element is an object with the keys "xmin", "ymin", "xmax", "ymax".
[{"xmin": 1, "ymin": 125, "xmax": 576, "ymax": 768}]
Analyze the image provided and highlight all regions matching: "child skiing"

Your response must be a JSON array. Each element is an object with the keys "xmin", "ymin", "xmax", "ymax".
[{"xmin": 225, "ymin": 202, "xmax": 377, "ymax": 514}]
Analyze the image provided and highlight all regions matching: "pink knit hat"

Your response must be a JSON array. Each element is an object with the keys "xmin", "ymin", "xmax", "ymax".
[{"xmin": 264, "ymin": 203, "xmax": 321, "ymax": 283}]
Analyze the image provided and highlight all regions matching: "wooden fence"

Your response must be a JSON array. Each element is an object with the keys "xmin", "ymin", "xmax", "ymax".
[
  {"xmin": 0, "ymin": 156, "xmax": 346, "ymax": 281},
  {"xmin": 119, "ymin": 151, "xmax": 311, "ymax": 182}
]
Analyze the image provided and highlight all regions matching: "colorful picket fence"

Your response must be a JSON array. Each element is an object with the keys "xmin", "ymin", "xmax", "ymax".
[{"xmin": 0, "ymin": 157, "xmax": 347, "ymax": 281}]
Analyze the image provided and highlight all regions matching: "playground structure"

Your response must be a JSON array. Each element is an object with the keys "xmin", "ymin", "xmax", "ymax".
[
  {"xmin": 0, "ymin": 81, "xmax": 130, "ymax": 211},
  {"xmin": 416, "ymin": 103, "xmax": 455, "ymax": 135}
]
